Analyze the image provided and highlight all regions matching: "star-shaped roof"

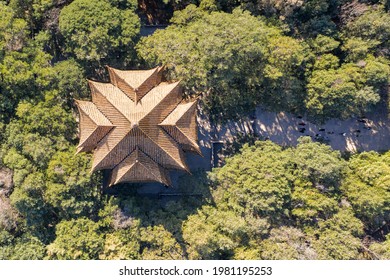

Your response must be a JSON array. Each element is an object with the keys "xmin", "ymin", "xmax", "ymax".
[{"xmin": 75, "ymin": 66, "xmax": 201, "ymax": 186}]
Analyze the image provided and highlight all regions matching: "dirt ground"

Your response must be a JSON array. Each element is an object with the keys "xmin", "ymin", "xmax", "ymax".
[{"xmin": 199, "ymin": 105, "xmax": 390, "ymax": 154}]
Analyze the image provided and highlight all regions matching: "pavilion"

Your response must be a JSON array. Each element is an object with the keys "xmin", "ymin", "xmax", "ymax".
[{"xmin": 75, "ymin": 66, "xmax": 201, "ymax": 187}]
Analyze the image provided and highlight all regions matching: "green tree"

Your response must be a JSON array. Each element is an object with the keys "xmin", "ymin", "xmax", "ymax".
[
  {"xmin": 342, "ymin": 6, "xmax": 390, "ymax": 61},
  {"xmin": 309, "ymin": 34, "xmax": 340, "ymax": 55},
  {"xmin": 0, "ymin": 31, "xmax": 54, "ymax": 120},
  {"xmin": 100, "ymin": 229, "xmax": 141, "ymax": 260},
  {"xmin": 140, "ymin": 225, "xmax": 185, "ymax": 259},
  {"xmin": 0, "ymin": 231, "xmax": 46, "ymax": 260},
  {"xmin": 45, "ymin": 148, "xmax": 102, "ymax": 220},
  {"xmin": 288, "ymin": 139, "xmax": 346, "ymax": 225},
  {"xmin": 309, "ymin": 208, "xmax": 364, "ymax": 260},
  {"xmin": 9, "ymin": 172, "xmax": 53, "ymax": 235},
  {"xmin": 260, "ymin": 227, "xmax": 316, "ymax": 260},
  {"xmin": 10, "ymin": 234, "xmax": 46, "ymax": 259},
  {"xmin": 8, "ymin": 0, "xmax": 53, "ymax": 31},
  {"xmin": 1, "ymin": 148, "xmax": 34, "ymax": 187},
  {"xmin": 47, "ymin": 218, "xmax": 105, "ymax": 260},
  {"xmin": 93, "ymin": 197, "xmax": 142, "ymax": 260},
  {"xmin": 262, "ymin": 35, "xmax": 308, "ymax": 111},
  {"xmin": 49, "ymin": 59, "xmax": 88, "ymax": 110},
  {"xmin": 210, "ymin": 141, "xmax": 292, "ymax": 222},
  {"xmin": 108, "ymin": 0, "xmax": 138, "ymax": 10},
  {"xmin": 217, "ymin": 0, "xmax": 340, "ymax": 37},
  {"xmin": 59, "ymin": 0, "xmax": 140, "ymax": 72},
  {"xmin": 341, "ymin": 151, "xmax": 390, "ymax": 232},
  {"xmin": 292, "ymin": 137, "xmax": 346, "ymax": 188},
  {"xmin": 13, "ymin": 99, "xmax": 76, "ymax": 142},
  {"xmin": 291, "ymin": 181, "xmax": 340, "ymax": 225},
  {"xmin": 182, "ymin": 205, "xmax": 267, "ymax": 259},
  {"xmin": 0, "ymin": 229, "xmax": 15, "ymax": 259},
  {"xmin": 1, "ymin": 98, "xmax": 76, "ymax": 174},
  {"xmin": 305, "ymin": 60, "xmax": 387, "ymax": 120},
  {"xmin": 312, "ymin": 229, "xmax": 362, "ymax": 259},
  {"xmin": 316, "ymin": 208, "xmax": 364, "ymax": 238},
  {"xmin": 370, "ymin": 234, "xmax": 390, "ymax": 260},
  {"xmin": 138, "ymin": 7, "xmax": 308, "ymax": 121},
  {"xmin": 0, "ymin": 2, "xmax": 28, "ymax": 57}
]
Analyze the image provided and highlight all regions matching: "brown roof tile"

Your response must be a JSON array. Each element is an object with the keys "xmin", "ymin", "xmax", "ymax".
[{"xmin": 75, "ymin": 67, "xmax": 200, "ymax": 187}]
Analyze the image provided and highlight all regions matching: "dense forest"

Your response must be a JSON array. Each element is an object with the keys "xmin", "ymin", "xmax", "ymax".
[{"xmin": 0, "ymin": 0, "xmax": 389, "ymax": 259}]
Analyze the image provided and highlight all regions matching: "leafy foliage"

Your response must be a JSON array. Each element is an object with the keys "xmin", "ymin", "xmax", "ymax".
[
  {"xmin": 0, "ymin": 0, "xmax": 389, "ymax": 261},
  {"xmin": 216, "ymin": 0, "xmax": 340, "ymax": 37},
  {"xmin": 0, "ymin": 39, "xmax": 53, "ymax": 119},
  {"xmin": 306, "ymin": 57, "xmax": 388, "ymax": 120},
  {"xmin": 0, "ymin": 231, "xmax": 46, "ymax": 260},
  {"xmin": 47, "ymin": 218, "xmax": 105, "ymax": 260},
  {"xmin": 59, "ymin": 0, "xmax": 140, "ymax": 72},
  {"xmin": 0, "ymin": 2, "xmax": 27, "ymax": 57},
  {"xmin": 183, "ymin": 205, "xmax": 267, "ymax": 259},
  {"xmin": 341, "ymin": 151, "xmax": 390, "ymax": 232},
  {"xmin": 342, "ymin": 6, "xmax": 390, "ymax": 61},
  {"xmin": 138, "ymin": 6, "xmax": 309, "ymax": 121},
  {"xmin": 45, "ymin": 148, "xmax": 102, "ymax": 220},
  {"xmin": 182, "ymin": 139, "xmax": 371, "ymax": 260},
  {"xmin": 260, "ymin": 227, "xmax": 316, "ymax": 260},
  {"xmin": 370, "ymin": 234, "xmax": 390, "ymax": 260},
  {"xmin": 211, "ymin": 141, "xmax": 292, "ymax": 221}
]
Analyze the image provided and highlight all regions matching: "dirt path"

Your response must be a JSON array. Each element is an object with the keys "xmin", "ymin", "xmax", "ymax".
[
  {"xmin": 197, "ymin": 105, "xmax": 390, "ymax": 153},
  {"xmin": 252, "ymin": 106, "xmax": 390, "ymax": 152}
]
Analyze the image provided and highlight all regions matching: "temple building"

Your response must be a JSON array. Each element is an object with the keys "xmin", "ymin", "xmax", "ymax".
[{"xmin": 75, "ymin": 66, "xmax": 201, "ymax": 187}]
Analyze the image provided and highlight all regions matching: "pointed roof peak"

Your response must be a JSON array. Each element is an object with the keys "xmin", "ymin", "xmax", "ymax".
[
  {"xmin": 76, "ymin": 66, "xmax": 199, "ymax": 188},
  {"xmin": 107, "ymin": 66, "xmax": 159, "ymax": 86},
  {"xmin": 109, "ymin": 147, "xmax": 171, "ymax": 186},
  {"xmin": 107, "ymin": 66, "xmax": 165, "ymax": 103},
  {"xmin": 131, "ymin": 121, "xmax": 139, "ymax": 129}
]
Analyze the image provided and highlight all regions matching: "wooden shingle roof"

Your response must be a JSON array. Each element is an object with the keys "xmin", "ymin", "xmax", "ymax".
[
  {"xmin": 107, "ymin": 66, "xmax": 164, "ymax": 103},
  {"xmin": 75, "ymin": 66, "xmax": 201, "ymax": 186},
  {"xmin": 160, "ymin": 101, "xmax": 201, "ymax": 155}
]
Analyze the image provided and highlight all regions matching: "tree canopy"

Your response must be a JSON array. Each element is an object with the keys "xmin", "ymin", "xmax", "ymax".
[
  {"xmin": 0, "ymin": 0, "xmax": 389, "ymax": 260},
  {"xmin": 59, "ymin": 0, "xmax": 140, "ymax": 73},
  {"xmin": 138, "ymin": 3, "xmax": 389, "ymax": 121},
  {"xmin": 138, "ymin": 6, "xmax": 309, "ymax": 121}
]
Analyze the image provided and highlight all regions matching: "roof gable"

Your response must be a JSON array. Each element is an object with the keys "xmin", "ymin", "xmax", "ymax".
[{"xmin": 75, "ymin": 66, "xmax": 201, "ymax": 187}]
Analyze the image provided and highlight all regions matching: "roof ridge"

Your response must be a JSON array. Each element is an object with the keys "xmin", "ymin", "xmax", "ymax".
[
  {"xmin": 76, "ymin": 66, "xmax": 199, "ymax": 187},
  {"xmin": 107, "ymin": 66, "xmax": 164, "ymax": 103},
  {"xmin": 134, "ymin": 148, "xmax": 171, "ymax": 186},
  {"xmin": 110, "ymin": 147, "xmax": 171, "ymax": 186},
  {"xmin": 139, "ymin": 125, "xmax": 189, "ymax": 172},
  {"xmin": 88, "ymin": 80, "xmax": 133, "ymax": 125}
]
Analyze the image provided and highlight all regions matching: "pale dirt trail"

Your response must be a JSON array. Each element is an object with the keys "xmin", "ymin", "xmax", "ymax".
[{"xmin": 197, "ymin": 106, "xmax": 390, "ymax": 154}]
